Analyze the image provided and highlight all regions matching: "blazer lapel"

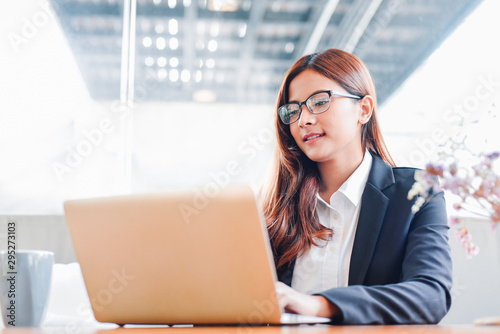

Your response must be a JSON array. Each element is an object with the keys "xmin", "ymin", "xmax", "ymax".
[
  {"xmin": 348, "ymin": 151, "xmax": 394, "ymax": 285},
  {"xmin": 278, "ymin": 260, "xmax": 296, "ymax": 286}
]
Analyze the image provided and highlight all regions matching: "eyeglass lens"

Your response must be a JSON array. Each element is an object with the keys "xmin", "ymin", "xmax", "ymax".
[{"xmin": 279, "ymin": 91, "xmax": 331, "ymax": 124}]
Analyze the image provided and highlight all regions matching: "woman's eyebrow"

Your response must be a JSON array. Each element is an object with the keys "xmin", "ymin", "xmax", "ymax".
[{"xmin": 288, "ymin": 89, "xmax": 330, "ymax": 102}]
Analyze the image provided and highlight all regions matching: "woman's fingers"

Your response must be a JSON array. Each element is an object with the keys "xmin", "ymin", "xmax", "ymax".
[
  {"xmin": 274, "ymin": 281, "xmax": 308, "ymax": 314},
  {"xmin": 274, "ymin": 281, "xmax": 337, "ymax": 318},
  {"xmin": 274, "ymin": 281, "xmax": 290, "ymax": 312}
]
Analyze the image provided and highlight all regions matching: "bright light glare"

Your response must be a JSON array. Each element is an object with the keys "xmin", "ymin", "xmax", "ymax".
[
  {"xmin": 142, "ymin": 36, "xmax": 152, "ymax": 47},
  {"xmin": 181, "ymin": 69, "xmax": 191, "ymax": 82},
  {"xmin": 158, "ymin": 68, "xmax": 167, "ymax": 81},
  {"xmin": 169, "ymin": 19, "xmax": 178, "ymax": 35},
  {"xmin": 169, "ymin": 38, "xmax": 179, "ymax": 50},
  {"xmin": 238, "ymin": 23, "xmax": 247, "ymax": 38},
  {"xmin": 284, "ymin": 42, "xmax": 295, "ymax": 53},
  {"xmin": 210, "ymin": 22, "xmax": 220, "ymax": 37},
  {"xmin": 169, "ymin": 69, "xmax": 179, "ymax": 82},
  {"xmin": 155, "ymin": 23, "xmax": 165, "ymax": 34},
  {"xmin": 381, "ymin": 0, "xmax": 500, "ymax": 167},
  {"xmin": 156, "ymin": 37, "xmax": 166, "ymax": 50},
  {"xmin": 169, "ymin": 57, "xmax": 179, "ymax": 67},
  {"xmin": 145, "ymin": 57, "xmax": 155, "ymax": 66},
  {"xmin": 206, "ymin": 58, "xmax": 215, "ymax": 68},
  {"xmin": 195, "ymin": 70, "xmax": 203, "ymax": 82},
  {"xmin": 208, "ymin": 39, "xmax": 218, "ymax": 52},
  {"xmin": 157, "ymin": 57, "xmax": 167, "ymax": 67}
]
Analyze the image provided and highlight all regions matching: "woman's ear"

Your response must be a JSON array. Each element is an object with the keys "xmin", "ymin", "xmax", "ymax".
[{"xmin": 358, "ymin": 95, "xmax": 374, "ymax": 124}]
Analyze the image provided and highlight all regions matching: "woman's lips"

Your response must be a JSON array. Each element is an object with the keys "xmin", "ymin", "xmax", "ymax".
[{"xmin": 303, "ymin": 133, "xmax": 325, "ymax": 143}]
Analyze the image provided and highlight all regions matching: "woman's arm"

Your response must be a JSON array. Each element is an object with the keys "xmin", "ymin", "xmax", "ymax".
[
  {"xmin": 320, "ymin": 191, "xmax": 452, "ymax": 324},
  {"xmin": 275, "ymin": 190, "xmax": 452, "ymax": 324}
]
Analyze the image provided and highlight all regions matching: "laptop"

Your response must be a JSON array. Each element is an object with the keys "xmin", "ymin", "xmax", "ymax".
[{"xmin": 64, "ymin": 184, "xmax": 331, "ymax": 326}]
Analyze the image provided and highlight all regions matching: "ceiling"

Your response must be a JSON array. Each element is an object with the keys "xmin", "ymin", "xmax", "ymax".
[{"xmin": 49, "ymin": 0, "xmax": 484, "ymax": 105}]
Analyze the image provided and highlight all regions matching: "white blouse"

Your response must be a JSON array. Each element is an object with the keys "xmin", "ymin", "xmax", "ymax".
[{"xmin": 291, "ymin": 151, "xmax": 373, "ymax": 294}]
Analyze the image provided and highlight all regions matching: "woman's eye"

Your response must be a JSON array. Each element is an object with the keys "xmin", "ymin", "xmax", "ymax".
[{"xmin": 312, "ymin": 100, "xmax": 327, "ymax": 107}]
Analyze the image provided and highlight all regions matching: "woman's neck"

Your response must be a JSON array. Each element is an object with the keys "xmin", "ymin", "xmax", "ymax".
[{"xmin": 317, "ymin": 148, "xmax": 365, "ymax": 202}]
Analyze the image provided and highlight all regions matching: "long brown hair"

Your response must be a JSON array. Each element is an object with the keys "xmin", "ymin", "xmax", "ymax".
[{"xmin": 262, "ymin": 49, "xmax": 394, "ymax": 272}]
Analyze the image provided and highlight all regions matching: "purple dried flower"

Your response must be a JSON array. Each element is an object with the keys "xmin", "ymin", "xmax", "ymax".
[
  {"xmin": 486, "ymin": 151, "xmax": 500, "ymax": 160},
  {"xmin": 409, "ymin": 148, "xmax": 500, "ymax": 258}
]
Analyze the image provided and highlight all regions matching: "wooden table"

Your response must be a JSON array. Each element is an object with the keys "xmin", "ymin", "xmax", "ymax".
[{"xmin": 1, "ymin": 325, "xmax": 500, "ymax": 334}]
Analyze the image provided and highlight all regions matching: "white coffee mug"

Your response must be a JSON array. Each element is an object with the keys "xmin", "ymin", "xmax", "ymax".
[{"xmin": 1, "ymin": 250, "xmax": 54, "ymax": 327}]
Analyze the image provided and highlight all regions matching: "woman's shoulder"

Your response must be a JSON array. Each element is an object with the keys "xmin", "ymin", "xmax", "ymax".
[
  {"xmin": 390, "ymin": 166, "xmax": 443, "ymax": 198},
  {"xmin": 391, "ymin": 166, "xmax": 420, "ymax": 175},
  {"xmin": 391, "ymin": 166, "xmax": 420, "ymax": 185},
  {"xmin": 370, "ymin": 151, "xmax": 420, "ymax": 186}
]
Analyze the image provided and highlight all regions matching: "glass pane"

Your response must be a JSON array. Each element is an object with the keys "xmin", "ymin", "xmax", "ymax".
[
  {"xmin": 130, "ymin": 0, "xmax": 275, "ymax": 194},
  {"xmin": 0, "ymin": 0, "xmax": 125, "ymax": 214},
  {"xmin": 1, "ymin": 0, "xmax": 491, "ymax": 214}
]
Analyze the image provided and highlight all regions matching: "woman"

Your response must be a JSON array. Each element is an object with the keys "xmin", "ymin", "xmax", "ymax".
[{"xmin": 261, "ymin": 49, "xmax": 452, "ymax": 324}]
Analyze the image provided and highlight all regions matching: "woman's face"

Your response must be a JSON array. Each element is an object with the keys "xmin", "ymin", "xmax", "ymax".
[{"xmin": 288, "ymin": 69, "xmax": 368, "ymax": 164}]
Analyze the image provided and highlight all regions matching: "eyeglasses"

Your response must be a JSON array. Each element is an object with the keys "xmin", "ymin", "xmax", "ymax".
[{"xmin": 278, "ymin": 90, "xmax": 362, "ymax": 124}]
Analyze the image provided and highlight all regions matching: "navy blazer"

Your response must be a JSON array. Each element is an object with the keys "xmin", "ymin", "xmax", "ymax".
[{"xmin": 278, "ymin": 150, "xmax": 453, "ymax": 324}]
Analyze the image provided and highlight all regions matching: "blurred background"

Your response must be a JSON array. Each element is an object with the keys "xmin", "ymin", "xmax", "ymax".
[{"xmin": 0, "ymin": 0, "xmax": 499, "ymax": 325}]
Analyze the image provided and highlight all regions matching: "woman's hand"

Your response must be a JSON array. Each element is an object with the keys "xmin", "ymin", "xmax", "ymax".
[{"xmin": 274, "ymin": 281, "xmax": 340, "ymax": 318}]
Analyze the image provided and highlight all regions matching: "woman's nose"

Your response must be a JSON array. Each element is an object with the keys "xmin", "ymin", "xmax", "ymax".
[{"xmin": 297, "ymin": 105, "xmax": 316, "ymax": 127}]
